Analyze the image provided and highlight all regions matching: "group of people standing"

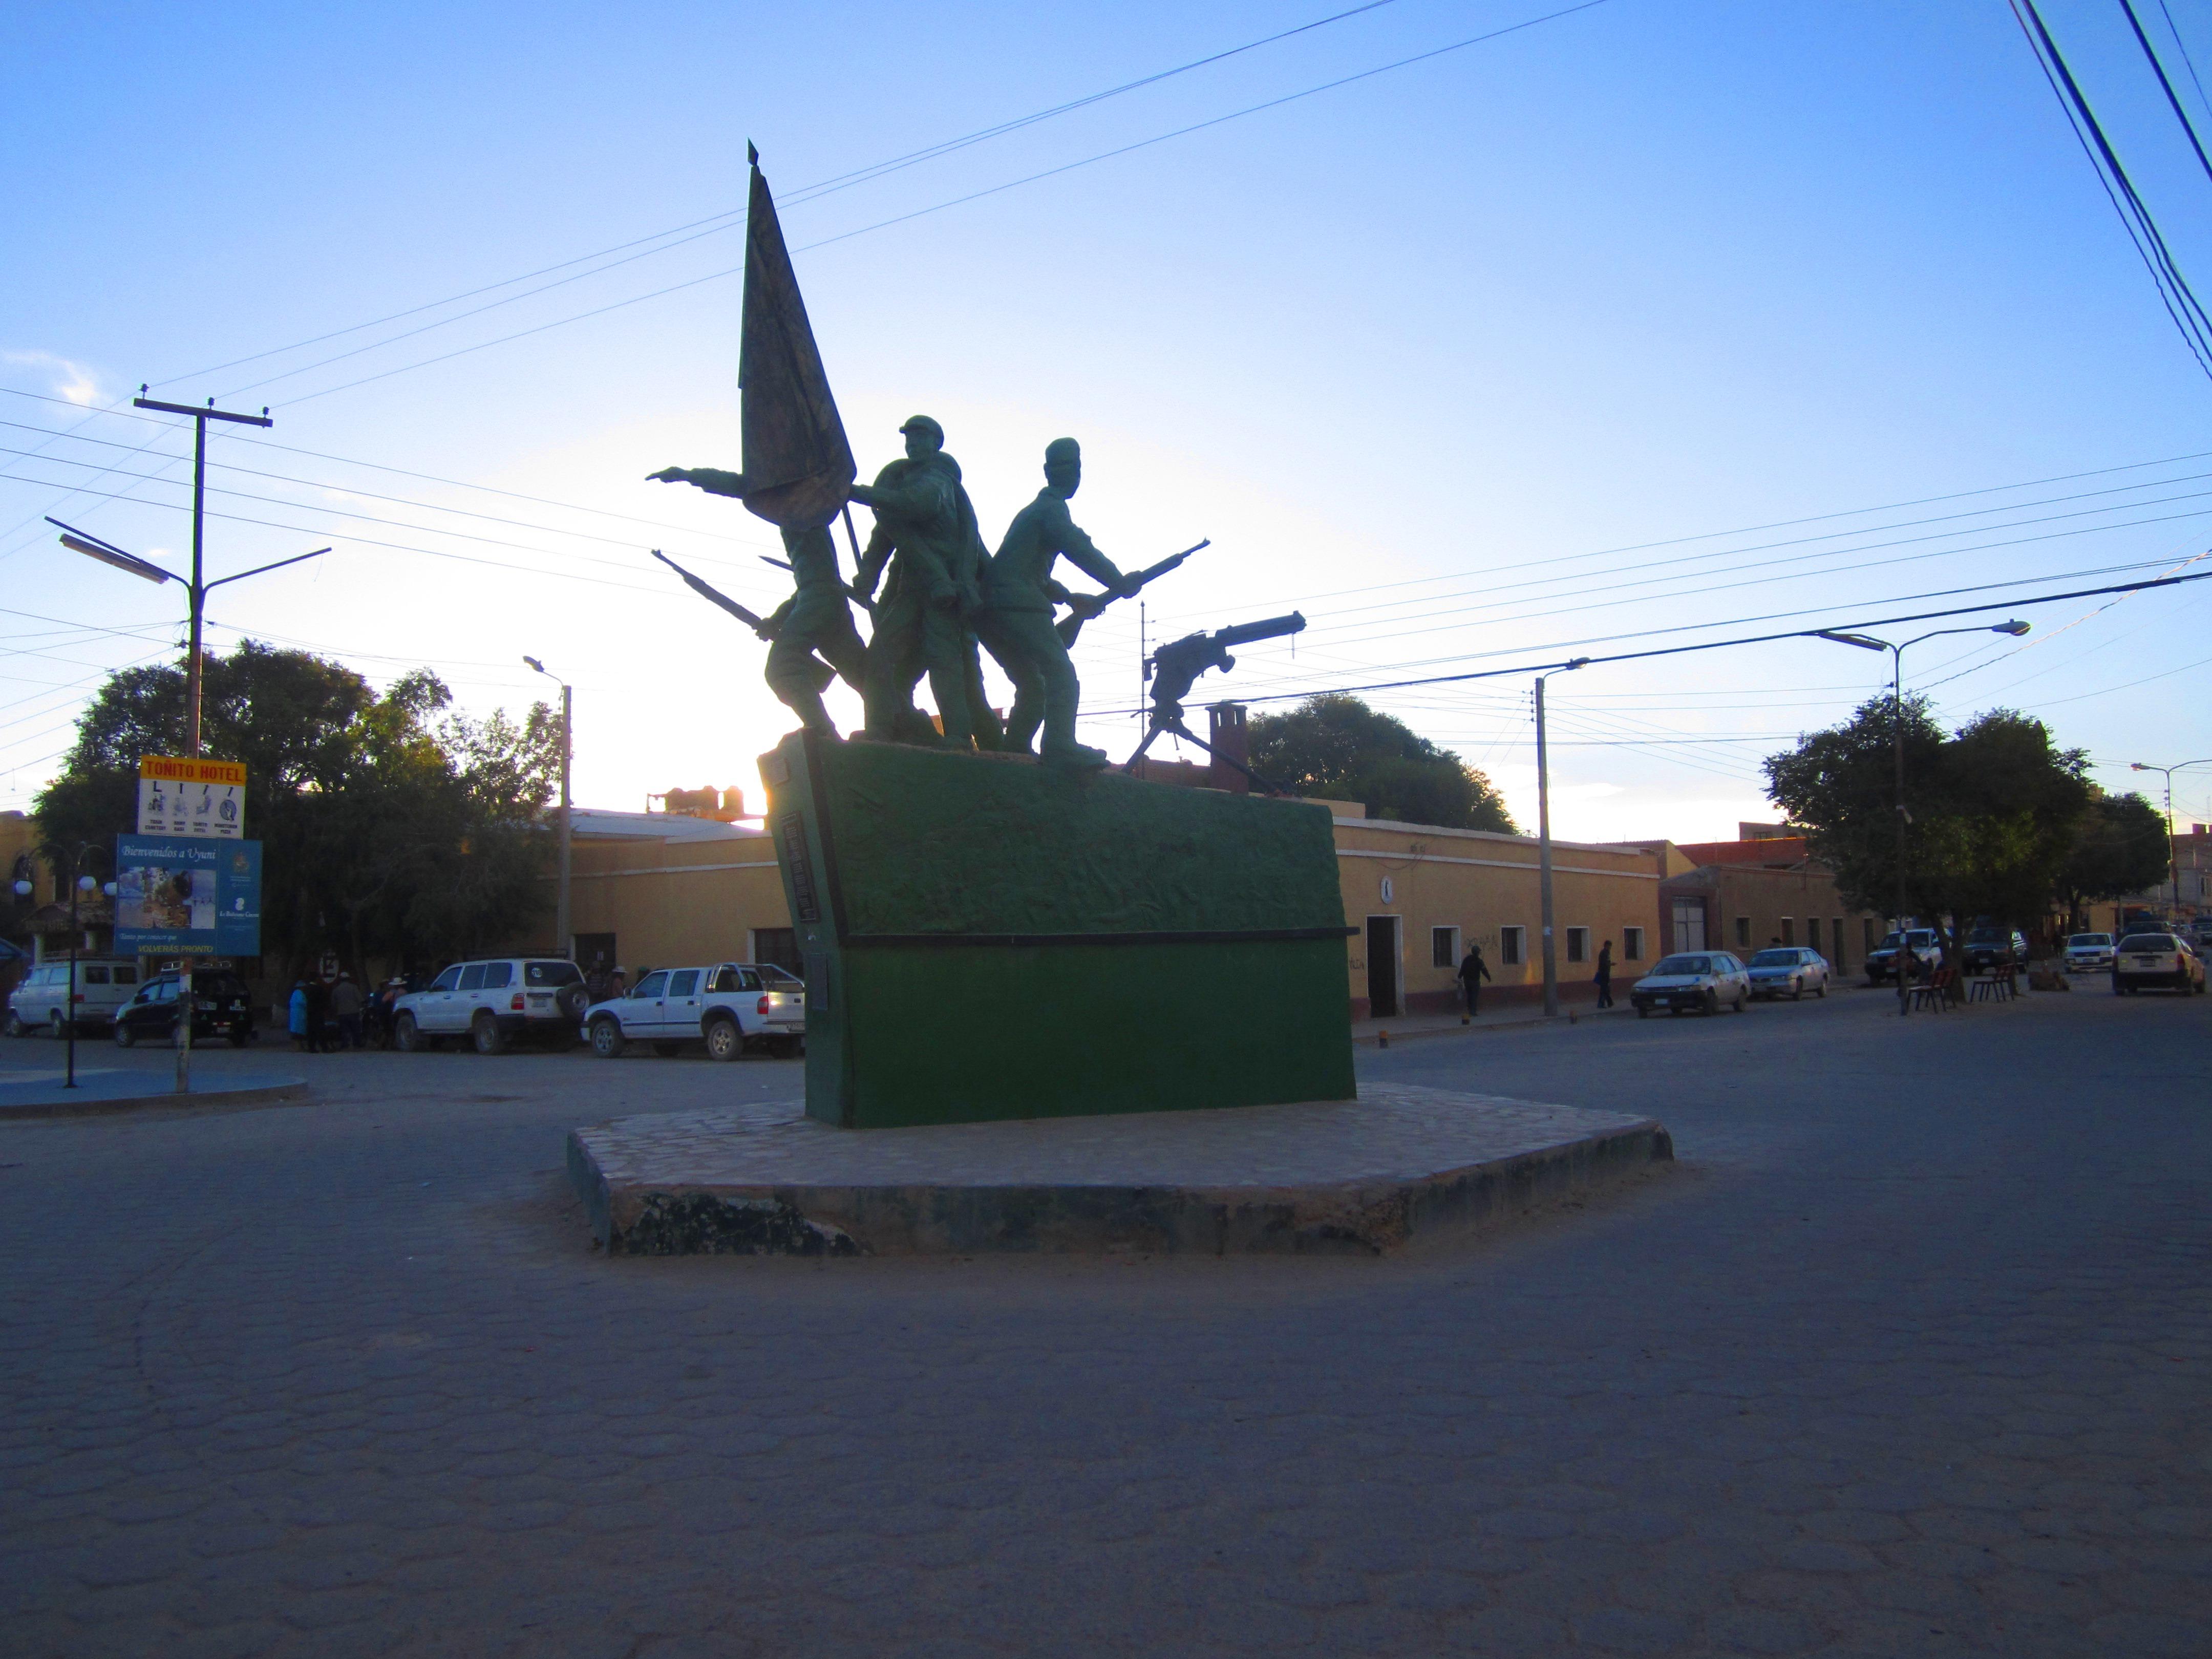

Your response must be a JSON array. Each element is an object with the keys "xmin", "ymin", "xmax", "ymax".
[
  {"xmin": 286, "ymin": 971, "xmax": 414, "ymax": 1052},
  {"xmin": 1453, "ymin": 935, "xmax": 1619, "ymax": 1021}
]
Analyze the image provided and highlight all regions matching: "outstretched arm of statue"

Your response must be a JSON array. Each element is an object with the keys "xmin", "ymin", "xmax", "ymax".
[
  {"xmin": 647, "ymin": 466, "xmax": 751, "ymax": 498},
  {"xmin": 849, "ymin": 470, "xmax": 954, "ymax": 526},
  {"xmin": 1058, "ymin": 521, "xmax": 1129, "ymax": 596}
]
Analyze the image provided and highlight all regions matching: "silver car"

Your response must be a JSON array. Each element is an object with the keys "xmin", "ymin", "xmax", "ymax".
[
  {"xmin": 1746, "ymin": 947, "xmax": 1830, "ymax": 1001},
  {"xmin": 1630, "ymin": 951, "xmax": 1752, "ymax": 1017},
  {"xmin": 2063, "ymin": 932, "xmax": 2115, "ymax": 973}
]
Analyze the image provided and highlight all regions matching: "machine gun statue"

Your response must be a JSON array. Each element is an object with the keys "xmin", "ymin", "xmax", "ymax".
[{"xmin": 1126, "ymin": 612, "xmax": 1307, "ymax": 791}]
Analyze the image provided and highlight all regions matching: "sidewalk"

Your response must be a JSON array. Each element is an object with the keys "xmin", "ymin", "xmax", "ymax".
[{"xmin": 1350, "ymin": 1001, "xmax": 1631, "ymax": 1047}]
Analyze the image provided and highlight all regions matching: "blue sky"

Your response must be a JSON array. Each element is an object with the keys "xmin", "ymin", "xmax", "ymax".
[{"xmin": 7, "ymin": 0, "xmax": 2212, "ymax": 841}]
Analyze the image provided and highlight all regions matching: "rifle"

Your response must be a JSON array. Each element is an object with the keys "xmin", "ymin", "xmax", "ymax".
[
  {"xmin": 1056, "ymin": 539, "xmax": 1208, "ymax": 646},
  {"xmin": 757, "ymin": 555, "xmax": 878, "ymax": 614},
  {"xmin": 651, "ymin": 548, "xmax": 774, "ymax": 636}
]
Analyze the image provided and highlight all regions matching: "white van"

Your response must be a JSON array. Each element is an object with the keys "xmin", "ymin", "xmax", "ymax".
[{"xmin": 6, "ymin": 958, "xmax": 144, "ymax": 1036}]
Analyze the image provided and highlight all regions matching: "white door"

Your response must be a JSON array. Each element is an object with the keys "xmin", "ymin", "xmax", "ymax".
[
  {"xmin": 626, "ymin": 970, "xmax": 671, "ymax": 1036},
  {"xmin": 663, "ymin": 968, "xmax": 703, "ymax": 1040},
  {"xmin": 474, "ymin": 961, "xmax": 515, "ymax": 1027},
  {"xmin": 418, "ymin": 964, "xmax": 462, "ymax": 1030}
]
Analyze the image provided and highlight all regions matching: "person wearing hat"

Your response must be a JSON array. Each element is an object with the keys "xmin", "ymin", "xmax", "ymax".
[
  {"xmin": 846, "ymin": 415, "xmax": 988, "ymax": 748},
  {"xmin": 976, "ymin": 437, "xmax": 1134, "ymax": 767}
]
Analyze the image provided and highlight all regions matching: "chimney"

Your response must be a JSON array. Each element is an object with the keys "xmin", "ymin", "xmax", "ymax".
[{"xmin": 1207, "ymin": 703, "xmax": 1251, "ymax": 795}]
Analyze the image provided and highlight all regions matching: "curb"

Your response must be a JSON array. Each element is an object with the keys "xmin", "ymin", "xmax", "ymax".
[{"xmin": 0, "ymin": 1080, "xmax": 313, "ymax": 1121}]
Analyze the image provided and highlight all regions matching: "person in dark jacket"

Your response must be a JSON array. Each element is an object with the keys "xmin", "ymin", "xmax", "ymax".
[
  {"xmin": 1595, "ymin": 939, "xmax": 1615, "ymax": 1009},
  {"xmin": 1457, "ymin": 943, "xmax": 1492, "ymax": 1023}
]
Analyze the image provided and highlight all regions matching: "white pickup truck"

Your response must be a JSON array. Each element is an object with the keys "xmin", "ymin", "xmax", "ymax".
[{"xmin": 584, "ymin": 962, "xmax": 806, "ymax": 1060}]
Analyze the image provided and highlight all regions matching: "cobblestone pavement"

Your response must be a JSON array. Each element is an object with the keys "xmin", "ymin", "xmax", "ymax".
[{"xmin": 2, "ymin": 987, "xmax": 2206, "ymax": 1657}]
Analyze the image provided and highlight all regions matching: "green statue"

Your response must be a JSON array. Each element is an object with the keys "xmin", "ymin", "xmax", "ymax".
[
  {"xmin": 647, "ymin": 466, "xmax": 865, "ymax": 735},
  {"xmin": 848, "ymin": 416, "xmax": 989, "ymax": 748},
  {"xmin": 977, "ymin": 437, "xmax": 1131, "ymax": 767}
]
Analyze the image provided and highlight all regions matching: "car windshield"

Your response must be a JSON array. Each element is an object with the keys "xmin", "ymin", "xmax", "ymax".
[
  {"xmin": 1651, "ymin": 955, "xmax": 1712, "ymax": 976},
  {"xmin": 1966, "ymin": 928, "xmax": 2004, "ymax": 944},
  {"xmin": 1749, "ymin": 950, "xmax": 1800, "ymax": 968},
  {"xmin": 2068, "ymin": 934, "xmax": 2111, "ymax": 947},
  {"xmin": 525, "ymin": 961, "xmax": 581, "ymax": 987},
  {"xmin": 2119, "ymin": 934, "xmax": 2177, "ymax": 951},
  {"xmin": 1877, "ymin": 932, "xmax": 1904, "ymax": 949}
]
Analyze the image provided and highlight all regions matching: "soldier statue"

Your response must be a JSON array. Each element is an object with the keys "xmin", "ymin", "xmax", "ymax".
[{"xmin": 976, "ymin": 437, "xmax": 1133, "ymax": 768}]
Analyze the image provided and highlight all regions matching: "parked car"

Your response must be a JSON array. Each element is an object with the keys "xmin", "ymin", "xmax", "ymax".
[
  {"xmin": 2063, "ymin": 932, "xmax": 2116, "ymax": 972},
  {"xmin": 1961, "ymin": 925, "xmax": 2029, "ymax": 974},
  {"xmin": 391, "ymin": 958, "xmax": 590, "ymax": 1053},
  {"xmin": 1865, "ymin": 928, "xmax": 1941, "ymax": 986},
  {"xmin": 2112, "ymin": 933, "xmax": 2207, "ymax": 996},
  {"xmin": 5, "ymin": 957, "xmax": 142, "ymax": 1036},
  {"xmin": 585, "ymin": 962, "xmax": 806, "ymax": 1060},
  {"xmin": 111, "ymin": 969, "xmax": 256, "ymax": 1047},
  {"xmin": 1746, "ymin": 947, "xmax": 1829, "ymax": 1001},
  {"xmin": 1629, "ymin": 951, "xmax": 1751, "ymax": 1017}
]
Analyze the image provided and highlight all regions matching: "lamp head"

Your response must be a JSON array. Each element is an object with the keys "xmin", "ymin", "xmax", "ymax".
[
  {"xmin": 523, "ymin": 655, "xmax": 545, "ymax": 674},
  {"xmin": 76, "ymin": 875, "xmax": 96, "ymax": 892},
  {"xmin": 1992, "ymin": 620, "xmax": 2031, "ymax": 637},
  {"xmin": 1816, "ymin": 630, "xmax": 1887, "ymax": 652},
  {"xmin": 102, "ymin": 882, "xmax": 117, "ymax": 898},
  {"xmin": 2132, "ymin": 762, "xmax": 2153, "ymax": 772},
  {"xmin": 10, "ymin": 880, "xmax": 30, "ymax": 898}
]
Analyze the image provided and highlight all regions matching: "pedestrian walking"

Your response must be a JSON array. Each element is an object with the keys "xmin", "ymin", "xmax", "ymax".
[
  {"xmin": 287, "ymin": 982, "xmax": 310, "ymax": 1052},
  {"xmin": 1595, "ymin": 939, "xmax": 1615, "ymax": 1009},
  {"xmin": 1457, "ymin": 942, "xmax": 1492, "ymax": 1023},
  {"xmin": 330, "ymin": 972, "xmax": 365, "ymax": 1050}
]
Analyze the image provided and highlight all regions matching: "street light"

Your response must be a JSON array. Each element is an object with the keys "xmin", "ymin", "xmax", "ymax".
[
  {"xmin": 32, "ymin": 844, "xmax": 113, "ymax": 1090},
  {"xmin": 1815, "ymin": 620, "xmax": 2032, "ymax": 1015},
  {"xmin": 1533, "ymin": 657, "xmax": 1590, "ymax": 1018},
  {"xmin": 524, "ymin": 657, "xmax": 573, "ymax": 960},
  {"xmin": 2128, "ymin": 758, "xmax": 2212, "ymax": 923}
]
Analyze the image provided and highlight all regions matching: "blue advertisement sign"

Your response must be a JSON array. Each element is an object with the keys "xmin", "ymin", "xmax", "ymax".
[{"xmin": 113, "ymin": 836, "xmax": 263, "ymax": 957}]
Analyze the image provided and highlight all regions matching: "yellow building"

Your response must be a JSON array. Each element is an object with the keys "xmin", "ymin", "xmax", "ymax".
[{"xmin": 548, "ymin": 797, "xmax": 1673, "ymax": 1019}]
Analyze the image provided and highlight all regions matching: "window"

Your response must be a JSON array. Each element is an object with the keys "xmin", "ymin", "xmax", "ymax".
[
  {"xmin": 1779, "ymin": 918, "xmax": 1794, "ymax": 946},
  {"xmin": 737, "ymin": 968, "xmax": 763, "ymax": 991},
  {"xmin": 667, "ymin": 969, "xmax": 700, "ymax": 996},
  {"xmin": 1832, "ymin": 918, "xmax": 1846, "ymax": 970},
  {"xmin": 1805, "ymin": 918, "xmax": 1821, "ymax": 955},
  {"xmin": 1863, "ymin": 918, "xmax": 1877, "ymax": 956},
  {"xmin": 481, "ymin": 962, "xmax": 513, "ymax": 989},
  {"xmin": 1500, "ymin": 926, "xmax": 1525, "ymax": 966},
  {"xmin": 1431, "ymin": 926, "xmax": 1458, "ymax": 969},
  {"xmin": 1566, "ymin": 927, "xmax": 1589, "ymax": 964},
  {"xmin": 1671, "ymin": 899, "xmax": 1707, "ymax": 952},
  {"xmin": 1623, "ymin": 927, "xmax": 1644, "ymax": 961},
  {"xmin": 81, "ymin": 966, "xmax": 109, "ymax": 984},
  {"xmin": 114, "ymin": 967, "xmax": 136, "ymax": 985},
  {"xmin": 430, "ymin": 965, "xmax": 462, "ymax": 992},
  {"xmin": 633, "ymin": 970, "xmax": 670, "ymax": 999},
  {"xmin": 752, "ymin": 927, "xmax": 801, "ymax": 978},
  {"xmin": 525, "ymin": 961, "xmax": 580, "ymax": 987},
  {"xmin": 1734, "ymin": 915, "xmax": 1751, "ymax": 948},
  {"xmin": 457, "ymin": 964, "xmax": 488, "ymax": 992}
]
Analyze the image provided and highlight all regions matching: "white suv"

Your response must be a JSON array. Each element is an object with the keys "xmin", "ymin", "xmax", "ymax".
[
  {"xmin": 585, "ymin": 962, "xmax": 806, "ymax": 1060},
  {"xmin": 7, "ymin": 958, "xmax": 143, "ymax": 1036},
  {"xmin": 391, "ymin": 958, "xmax": 589, "ymax": 1054}
]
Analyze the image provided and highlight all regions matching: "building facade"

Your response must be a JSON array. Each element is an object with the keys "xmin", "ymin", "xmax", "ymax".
[{"xmin": 1648, "ymin": 836, "xmax": 1887, "ymax": 974}]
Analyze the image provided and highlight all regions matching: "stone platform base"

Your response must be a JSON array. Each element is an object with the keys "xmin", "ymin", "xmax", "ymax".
[{"xmin": 566, "ymin": 1083, "xmax": 1672, "ymax": 1257}]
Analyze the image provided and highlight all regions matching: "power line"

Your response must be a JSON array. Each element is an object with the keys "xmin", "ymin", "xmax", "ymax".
[{"xmin": 2120, "ymin": 0, "xmax": 2212, "ymax": 190}]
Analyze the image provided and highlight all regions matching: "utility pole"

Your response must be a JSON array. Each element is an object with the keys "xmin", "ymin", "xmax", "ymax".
[
  {"xmin": 131, "ymin": 392, "xmax": 274, "ymax": 753},
  {"xmin": 525, "ymin": 658, "xmax": 574, "ymax": 957},
  {"xmin": 56, "ymin": 391, "xmax": 323, "ymax": 1095},
  {"xmin": 2131, "ymin": 758, "xmax": 2212, "ymax": 921},
  {"xmin": 1533, "ymin": 659, "xmax": 1587, "ymax": 1018}
]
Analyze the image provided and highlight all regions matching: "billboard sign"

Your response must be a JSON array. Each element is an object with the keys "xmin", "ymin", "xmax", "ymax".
[
  {"xmin": 137, "ymin": 755, "xmax": 246, "ymax": 838},
  {"xmin": 113, "ymin": 836, "xmax": 263, "ymax": 957}
]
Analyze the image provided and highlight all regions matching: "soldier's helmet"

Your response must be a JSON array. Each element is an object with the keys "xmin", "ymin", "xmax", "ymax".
[
  {"xmin": 1044, "ymin": 437, "xmax": 1081, "ymax": 468},
  {"xmin": 899, "ymin": 414, "xmax": 944, "ymax": 445}
]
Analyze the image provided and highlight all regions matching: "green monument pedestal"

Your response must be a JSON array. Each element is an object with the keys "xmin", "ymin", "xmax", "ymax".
[{"xmin": 760, "ymin": 733, "xmax": 1356, "ymax": 1129}]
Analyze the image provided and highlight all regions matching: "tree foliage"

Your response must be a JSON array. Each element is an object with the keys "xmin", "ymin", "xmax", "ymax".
[
  {"xmin": 1762, "ymin": 696, "xmax": 2093, "ymax": 927},
  {"xmin": 2056, "ymin": 790, "xmax": 2170, "ymax": 924},
  {"xmin": 1249, "ymin": 694, "xmax": 1517, "ymax": 832},
  {"xmin": 34, "ymin": 642, "xmax": 558, "ymax": 973}
]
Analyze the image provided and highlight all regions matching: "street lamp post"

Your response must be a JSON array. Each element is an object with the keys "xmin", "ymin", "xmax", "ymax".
[
  {"xmin": 2129, "ymin": 758, "xmax": 2212, "ymax": 922},
  {"xmin": 1533, "ymin": 658, "xmax": 1589, "ymax": 1018},
  {"xmin": 31, "ymin": 845, "xmax": 114, "ymax": 1090},
  {"xmin": 525, "ymin": 657, "xmax": 573, "ymax": 960},
  {"xmin": 1817, "ymin": 620, "xmax": 2031, "ymax": 1015}
]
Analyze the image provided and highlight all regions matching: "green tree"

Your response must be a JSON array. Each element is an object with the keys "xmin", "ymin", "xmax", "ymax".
[
  {"xmin": 2056, "ymin": 790, "xmax": 2170, "ymax": 929},
  {"xmin": 35, "ymin": 642, "xmax": 557, "ymax": 975},
  {"xmin": 1248, "ymin": 694, "xmax": 1516, "ymax": 832},
  {"xmin": 1762, "ymin": 698, "xmax": 2092, "ymax": 940}
]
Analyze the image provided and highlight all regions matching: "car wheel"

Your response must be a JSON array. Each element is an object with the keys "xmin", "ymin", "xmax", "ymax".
[
  {"xmin": 651, "ymin": 1040, "xmax": 682, "ymax": 1057},
  {"xmin": 1702, "ymin": 990, "xmax": 1719, "ymax": 1017},
  {"xmin": 394, "ymin": 1013, "xmax": 426, "ymax": 1052},
  {"xmin": 472, "ymin": 1013, "xmax": 506, "ymax": 1056},
  {"xmin": 49, "ymin": 1011, "xmax": 67, "ymax": 1039},
  {"xmin": 112, "ymin": 1022, "xmax": 135, "ymax": 1048},
  {"xmin": 1635, "ymin": 1006, "xmax": 1648, "ymax": 1019},
  {"xmin": 705, "ymin": 1017, "xmax": 742, "ymax": 1062},
  {"xmin": 1791, "ymin": 979, "xmax": 1803, "ymax": 1001},
  {"xmin": 1816, "ymin": 980, "xmax": 1826, "ymax": 997},
  {"xmin": 3, "ymin": 1012, "xmax": 21, "ymax": 1038},
  {"xmin": 589, "ymin": 1018, "xmax": 625, "ymax": 1058}
]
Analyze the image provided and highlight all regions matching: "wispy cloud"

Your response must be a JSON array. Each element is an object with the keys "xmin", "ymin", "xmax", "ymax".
[{"xmin": 3, "ymin": 350, "xmax": 103, "ymax": 406}]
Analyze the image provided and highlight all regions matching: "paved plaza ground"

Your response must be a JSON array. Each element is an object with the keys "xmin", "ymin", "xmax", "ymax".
[{"xmin": 1, "ymin": 983, "xmax": 2206, "ymax": 1657}]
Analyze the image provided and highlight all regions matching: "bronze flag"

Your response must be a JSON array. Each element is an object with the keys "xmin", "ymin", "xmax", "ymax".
[{"xmin": 737, "ymin": 144, "xmax": 856, "ymax": 529}]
